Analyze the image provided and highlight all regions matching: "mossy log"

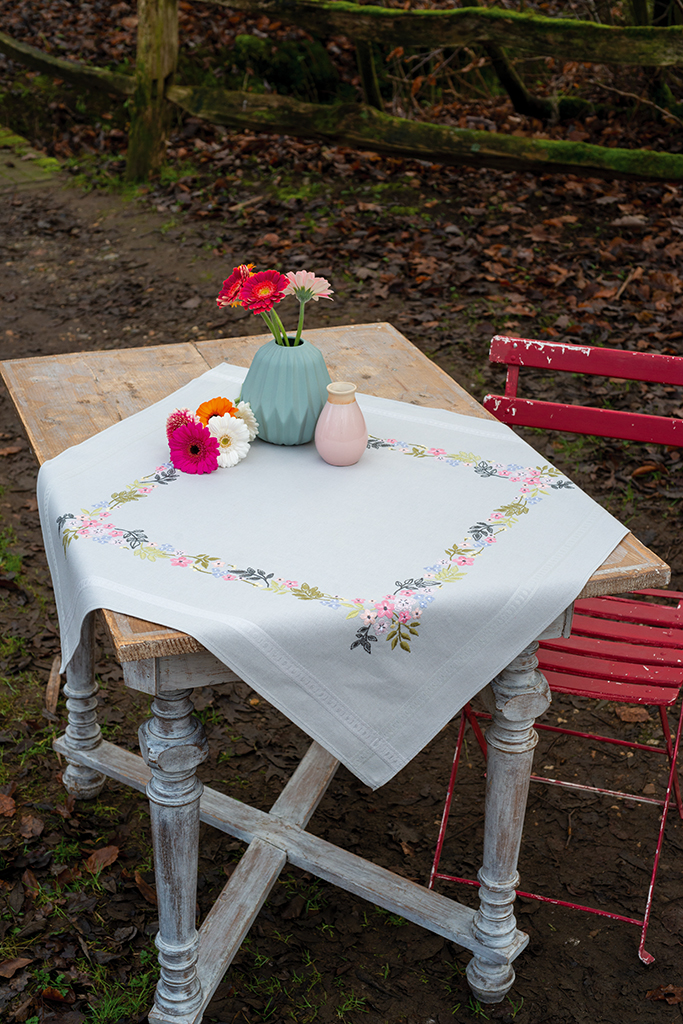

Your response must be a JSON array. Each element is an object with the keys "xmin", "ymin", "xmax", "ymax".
[
  {"xmin": 167, "ymin": 84, "xmax": 683, "ymax": 181},
  {"xmin": 0, "ymin": 30, "xmax": 135, "ymax": 94},
  {"xmin": 206, "ymin": 0, "xmax": 683, "ymax": 66}
]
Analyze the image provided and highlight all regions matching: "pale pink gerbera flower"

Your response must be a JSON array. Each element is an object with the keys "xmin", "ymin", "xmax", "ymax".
[
  {"xmin": 166, "ymin": 408, "xmax": 199, "ymax": 442},
  {"xmin": 283, "ymin": 271, "xmax": 334, "ymax": 303}
]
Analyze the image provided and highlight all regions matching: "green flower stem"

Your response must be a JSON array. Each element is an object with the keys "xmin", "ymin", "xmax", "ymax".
[
  {"xmin": 272, "ymin": 308, "xmax": 290, "ymax": 345},
  {"xmin": 260, "ymin": 310, "xmax": 286, "ymax": 345},
  {"xmin": 293, "ymin": 300, "xmax": 306, "ymax": 346}
]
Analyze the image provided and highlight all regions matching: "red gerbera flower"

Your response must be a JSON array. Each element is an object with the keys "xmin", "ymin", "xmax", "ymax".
[
  {"xmin": 216, "ymin": 264, "xmax": 254, "ymax": 308},
  {"xmin": 168, "ymin": 420, "xmax": 219, "ymax": 475},
  {"xmin": 239, "ymin": 270, "xmax": 289, "ymax": 314}
]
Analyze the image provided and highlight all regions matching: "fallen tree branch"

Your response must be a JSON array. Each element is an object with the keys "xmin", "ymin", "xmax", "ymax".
[
  {"xmin": 594, "ymin": 80, "xmax": 683, "ymax": 126},
  {"xmin": 167, "ymin": 85, "xmax": 683, "ymax": 181}
]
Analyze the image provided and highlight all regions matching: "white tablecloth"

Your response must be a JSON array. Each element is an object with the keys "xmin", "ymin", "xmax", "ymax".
[{"xmin": 38, "ymin": 362, "xmax": 627, "ymax": 788}]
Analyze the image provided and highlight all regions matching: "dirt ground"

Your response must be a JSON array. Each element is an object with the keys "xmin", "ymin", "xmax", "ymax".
[{"xmin": 0, "ymin": 158, "xmax": 682, "ymax": 1024}]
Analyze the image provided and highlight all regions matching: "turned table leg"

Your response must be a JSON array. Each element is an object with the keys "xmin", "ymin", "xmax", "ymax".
[
  {"xmin": 62, "ymin": 612, "xmax": 106, "ymax": 800},
  {"xmin": 139, "ymin": 687, "xmax": 209, "ymax": 1019},
  {"xmin": 466, "ymin": 640, "xmax": 551, "ymax": 1004}
]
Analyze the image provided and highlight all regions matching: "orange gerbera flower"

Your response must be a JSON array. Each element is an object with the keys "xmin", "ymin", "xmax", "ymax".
[{"xmin": 196, "ymin": 396, "xmax": 238, "ymax": 426}]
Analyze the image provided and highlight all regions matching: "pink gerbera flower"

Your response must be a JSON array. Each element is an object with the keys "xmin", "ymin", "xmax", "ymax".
[
  {"xmin": 166, "ymin": 407, "xmax": 199, "ymax": 442},
  {"xmin": 283, "ymin": 270, "xmax": 334, "ymax": 303},
  {"xmin": 216, "ymin": 264, "xmax": 254, "ymax": 308},
  {"xmin": 169, "ymin": 421, "xmax": 219, "ymax": 475},
  {"xmin": 239, "ymin": 270, "xmax": 289, "ymax": 314}
]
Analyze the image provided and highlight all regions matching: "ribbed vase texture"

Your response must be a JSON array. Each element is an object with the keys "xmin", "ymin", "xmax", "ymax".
[{"xmin": 240, "ymin": 338, "xmax": 332, "ymax": 445}]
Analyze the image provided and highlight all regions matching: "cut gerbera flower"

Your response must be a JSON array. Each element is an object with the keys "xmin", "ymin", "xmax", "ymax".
[
  {"xmin": 166, "ymin": 408, "xmax": 199, "ymax": 442},
  {"xmin": 169, "ymin": 421, "xmax": 219, "ymax": 475},
  {"xmin": 216, "ymin": 265, "xmax": 334, "ymax": 347},
  {"xmin": 208, "ymin": 413, "xmax": 251, "ymax": 468},
  {"xmin": 284, "ymin": 271, "xmax": 334, "ymax": 344},
  {"xmin": 196, "ymin": 396, "xmax": 238, "ymax": 426},
  {"xmin": 216, "ymin": 264, "xmax": 254, "ymax": 308},
  {"xmin": 235, "ymin": 401, "xmax": 259, "ymax": 441}
]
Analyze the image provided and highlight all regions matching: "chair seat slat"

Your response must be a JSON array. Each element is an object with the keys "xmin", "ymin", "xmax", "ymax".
[
  {"xmin": 571, "ymin": 613, "xmax": 683, "ymax": 648},
  {"xmin": 575, "ymin": 597, "xmax": 683, "ymax": 628},
  {"xmin": 542, "ymin": 669, "xmax": 678, "ymax": 706},
  {"xmin": 540, "ymin": 633, "xmax": 683, "ymax": 667},
  {"xmin": 538, "ymin": 649, "xmax": 681, "ymax": 688}
]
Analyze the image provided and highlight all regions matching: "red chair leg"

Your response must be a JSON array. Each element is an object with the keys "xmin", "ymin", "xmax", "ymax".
[
  {"xmin": 429, "ymin": 707, "xmax": 469, "ymax": 889},
  {"xmin": 659, "ymin": 705, "xmax": 683, "ymax": 820},
  {"xmin": 638, "ymin": 698, "xmax": 683, "ymax": 964}
]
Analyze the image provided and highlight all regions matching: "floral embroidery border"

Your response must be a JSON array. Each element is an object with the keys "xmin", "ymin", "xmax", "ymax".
[{"xmin": 56, "ymin": 437, "xmax": 572, "ymax": 656}]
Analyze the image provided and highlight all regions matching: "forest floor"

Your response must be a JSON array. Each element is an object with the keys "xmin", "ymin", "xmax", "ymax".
[
  {"xmin": 0, "ymin": 133, "xmax": 682, "ymax": 1024},
  {"xmin": 2, "ymin": 3, "xmax": 683, "ymax": 1019}
]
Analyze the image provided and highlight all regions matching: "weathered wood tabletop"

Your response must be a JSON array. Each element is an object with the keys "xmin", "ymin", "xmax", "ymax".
[
  {"xmin": 0, "ymin": 322, "xmax": 671, "ymax": 1024},
  {"xmin": 1, "ymin": 322, "xmax": 669, "ymax": 666}
]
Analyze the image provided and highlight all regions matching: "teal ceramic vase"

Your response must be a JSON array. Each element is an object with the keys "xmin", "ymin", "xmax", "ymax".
[{"xmin": 240, "ymin": 338, "xmax": 332, "ymax": 445}]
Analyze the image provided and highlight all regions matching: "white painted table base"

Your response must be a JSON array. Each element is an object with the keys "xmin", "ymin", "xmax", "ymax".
[{"xmin": 55, "ymin": 611, "xmax": 565, "ymax": 1022}]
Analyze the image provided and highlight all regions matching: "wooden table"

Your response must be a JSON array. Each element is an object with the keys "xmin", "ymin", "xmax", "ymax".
[{"xmin": 1, "ymin": 323, "xmax": 670, "ymax": 1023}]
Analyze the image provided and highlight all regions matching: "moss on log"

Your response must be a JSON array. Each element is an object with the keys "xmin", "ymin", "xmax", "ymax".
[
  {"xmin": 0, "ymin": 30, "xmax": 135, "ymax": 94},
  {"xmin": 206, "ymin": 0, "xmax": 683, "ymax": 66},
  {"xmin": 126, "ymin": 0, "xmax": 179, "ymax": 181},
  {"xmin": 167, "ymin": 85, "xmax": 683, "ymax": 182}
]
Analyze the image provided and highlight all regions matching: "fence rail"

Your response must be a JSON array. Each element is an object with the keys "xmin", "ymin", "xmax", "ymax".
[{"xmin": 1, "ymin": 3, "xmax": 682, "ymax": 182}]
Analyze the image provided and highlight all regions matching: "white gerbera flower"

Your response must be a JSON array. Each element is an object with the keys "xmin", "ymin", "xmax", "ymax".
[
  {"xmin": 208, "ymin": 414, "xmax": 250, "ymax": 468},
  {"xmin": 235, "ymin": 401, "xmax": 259, "ymax": 441}
]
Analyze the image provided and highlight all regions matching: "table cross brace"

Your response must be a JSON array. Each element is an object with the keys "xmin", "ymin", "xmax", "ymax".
[{"xmin": 53, "ymin": 733, "xmax": 528, "ymax": 1024}]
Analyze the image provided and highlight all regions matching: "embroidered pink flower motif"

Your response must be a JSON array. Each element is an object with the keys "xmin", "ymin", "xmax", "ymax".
[
  {"xmin": 222, "ymin": 574, "xmax": 237, "ymax": 580},
  {"xmin": 375, "ymin": 597, "xmax": 395, "ymax": 619},
  {"xmin": 284, "ymin": 580, "xmax": 299, "ymax": 588},
  {"xmin": 361, "ymin": 610, "xmax": 377, "ymax": 625},
  {"xmin": 398, "ymin": 589, "xmax": 415, "ymax": 597},
  {"xmin": 489, "ymin": 513, "xmax": 505, "ymax": 521},
  {"xmin": 456, "ymin": 556, "xmax": 475, "ymax": 565},
  {"xmin": 169, "ymin": 421, "xmax": 219, "ymax": 475},
  {"xmin": 485, "ymin": 536, "xmax": 497, "ymax": 544},
  {"xmin": 171, "ymin": 557, "xmax": 193, "ymax": 567},
  {"xmin": 398, "ymin": 610, "xmax": 412, "ymax": 623},
  {"xmin": 427, "ymin": 448, "xmax": 447, "ymax": 456}
]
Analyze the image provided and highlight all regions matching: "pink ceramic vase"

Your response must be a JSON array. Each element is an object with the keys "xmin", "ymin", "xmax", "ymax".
[{"xmin": 314, "ymin": 382, "xmax": 368, "ymax": 466}]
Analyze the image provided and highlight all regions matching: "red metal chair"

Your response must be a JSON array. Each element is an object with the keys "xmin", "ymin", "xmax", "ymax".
[{"xmin": 429, "ymin": 336, "xmax": 683, "ymax": 964}]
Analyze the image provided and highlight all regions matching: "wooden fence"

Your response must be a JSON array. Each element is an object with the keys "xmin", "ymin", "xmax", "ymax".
[{"xmin": 1, "ymin": 2, "xmax": 683, "ymax": 182}]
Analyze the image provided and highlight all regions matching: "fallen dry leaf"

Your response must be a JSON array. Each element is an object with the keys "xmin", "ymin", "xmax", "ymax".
[
  {"xmin": 134, "ymin": 870, "xmax": 158, "ymax": 905},
  {"xmin": 0, "ymin": 446, "xmax": 22, "ymax": 457},
  {"xmin": 19, "ymin": 814, "xmax": 44, "ymax": 839},
  {"xmin": 22, "ymin": 868, "xmax": 40, "ymax": 895},
  {"xmin": 646, "ymin": 984, "xmax": 683, "ymax": 1004},
  {"xmin": 0, "ymin": 792, "xmax": 15, "ymax": 817},
  {"xmin": 84, "ymin": 845, "xmax": 119, "ymax": 874},
  {"xmin": 615, "ymin": 707, "xmax": 651, "ymax": 723},
  {"xmin": 0, "ymin": 957, "xmax": 33, "ymax": 979}
]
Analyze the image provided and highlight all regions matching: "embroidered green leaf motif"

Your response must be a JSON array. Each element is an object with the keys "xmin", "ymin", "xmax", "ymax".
[
  {"xmin": 344, "ymin": 605, "xmax": 362, "ymax": 619},
  {"xmin": 444, "ymin": 542, "xmax": 478, "ymax": 560},
  {"xmin": 191, "ymin": 553, "xmax": 220, "ymax": 571},
  {"xmin": 494, "ymin": 500, "xmax": 529, "ymax": 518},
  {"xmin": 449, "ymin": 451, "xmax": 481, "ymax": 463},
  {"xmin": 62, "ymin": 528, "xmax": 78, "ymax": 555},
  {"xmin": 109, "ymin": 488, "xmax": 143, "ymax": 508},
  {"xmin": 433, "ymin": 565, "xmax": 466, "ymax": 584},
  {"xmin": 134, "ymin": 547, "xmax": 171, "ymax": 562},
  {"xmin": 536, "ymin": 464, "xmax": 563, "ymax": 477},
  {"xmin": 291, "ymin": 583, "xmax": 327, "ymax": 601}
]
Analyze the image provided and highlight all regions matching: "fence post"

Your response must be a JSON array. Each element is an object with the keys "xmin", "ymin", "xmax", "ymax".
[
  {"xmin": 355, "ymin": 40, "xmax": 383, "ymax": 110},
  {"xmin": 126, "ymin": 0, "xmax": 179, "ymax": 181}
]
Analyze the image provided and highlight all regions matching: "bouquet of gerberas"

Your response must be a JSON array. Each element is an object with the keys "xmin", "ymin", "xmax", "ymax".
[
  {"xmin": 165, "ymin": 396, "xmax": 259, "ymax": 475},
  {"xmin": 216, "ymin": 265, "xmax": 333, "ymax": 344}
]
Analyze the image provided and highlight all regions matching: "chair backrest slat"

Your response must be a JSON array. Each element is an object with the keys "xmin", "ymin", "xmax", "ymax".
[
  {"xmin": 483, "ymin": 395, "xmax": 683, "ymax": 445},
  {"xmin": 490, "ymin": 335, "xmax": 683, "ymax": 386}
]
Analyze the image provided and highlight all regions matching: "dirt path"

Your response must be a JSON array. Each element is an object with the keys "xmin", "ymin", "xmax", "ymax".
[{"xmin": 0, "ymin": 149, "xmax": 682, "ymax": 1024}]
